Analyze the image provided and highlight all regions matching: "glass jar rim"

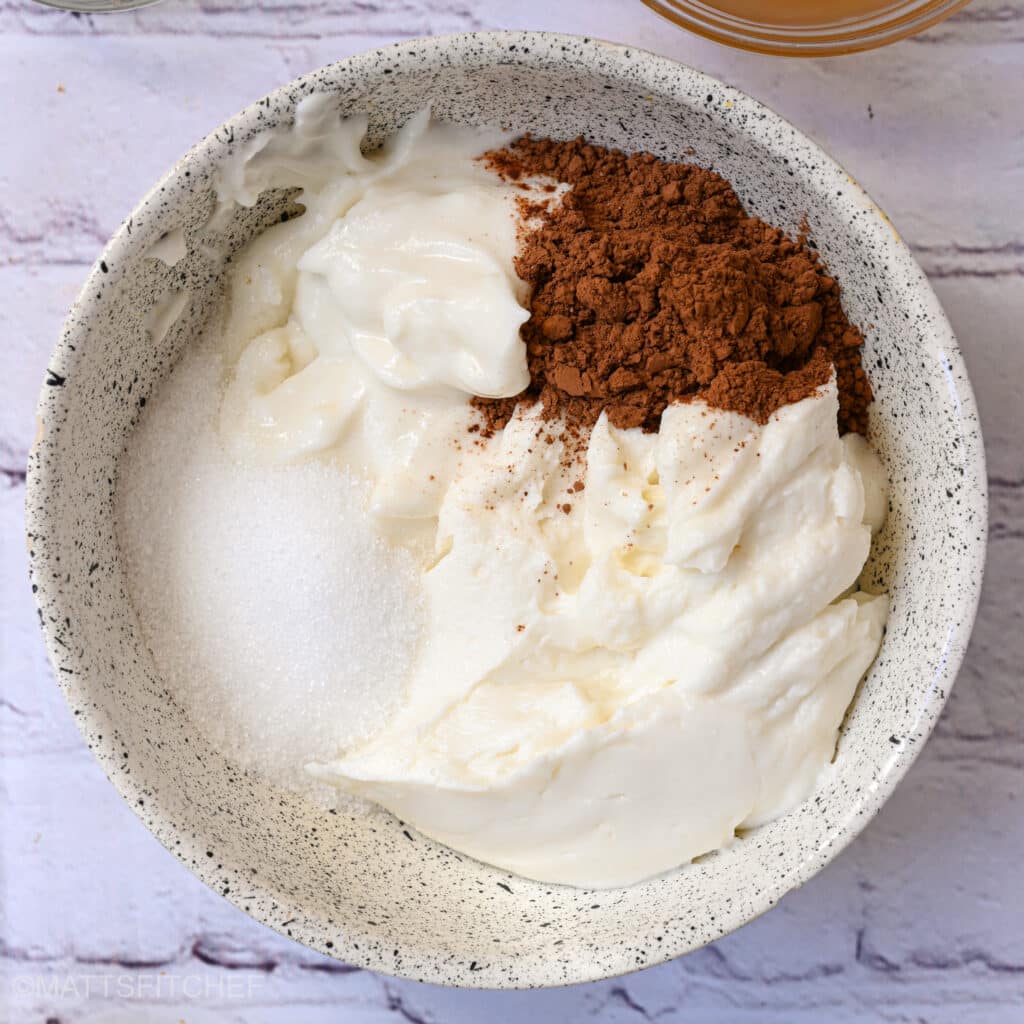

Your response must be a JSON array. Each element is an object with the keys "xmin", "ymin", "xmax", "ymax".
[{"xmin": 639, "ymin": 0, "xmax": 973, "ymax": 55}]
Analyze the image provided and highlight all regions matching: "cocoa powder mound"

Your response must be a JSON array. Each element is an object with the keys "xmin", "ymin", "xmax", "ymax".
[{"xmin": 473, "ymin": 137, "xmax": 871, "ymax": 437}]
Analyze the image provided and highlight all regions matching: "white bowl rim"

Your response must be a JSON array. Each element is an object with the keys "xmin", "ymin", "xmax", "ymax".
[{"xmin": 26, "ymin": 29, "xmax": 988, "ymax": 988}]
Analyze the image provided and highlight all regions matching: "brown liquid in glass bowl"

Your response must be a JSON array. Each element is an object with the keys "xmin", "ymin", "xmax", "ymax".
[{"xmin": 696, "ymin": 0, "xmax": 918, "ymax": 26}]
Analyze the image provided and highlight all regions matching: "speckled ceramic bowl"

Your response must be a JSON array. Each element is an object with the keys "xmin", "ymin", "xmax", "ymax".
[{"xmin": 26, "ymin": 31, "xmax": 986, "ymax": 988}]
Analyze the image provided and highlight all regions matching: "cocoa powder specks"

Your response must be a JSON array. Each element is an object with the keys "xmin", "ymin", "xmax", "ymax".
[{"xmin": 473, "ymin": 137, "xmax": 871, "ymax": 437}]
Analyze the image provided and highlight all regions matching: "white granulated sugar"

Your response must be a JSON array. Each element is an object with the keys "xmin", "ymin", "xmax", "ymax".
[{"xmin": 117, "ymin": 342, "xmax": 423, "ymax": 803}]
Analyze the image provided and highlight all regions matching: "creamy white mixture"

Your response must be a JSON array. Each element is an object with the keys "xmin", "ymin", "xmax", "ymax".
[{"xmin": 187, "ymin": 100, "xmax": 888, "ymax": 888}]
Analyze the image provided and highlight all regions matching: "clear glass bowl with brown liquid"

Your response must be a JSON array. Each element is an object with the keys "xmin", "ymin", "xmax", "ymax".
[{"xmin": 639, "ymin": 0, "xmax": 972, "ymax": 55}]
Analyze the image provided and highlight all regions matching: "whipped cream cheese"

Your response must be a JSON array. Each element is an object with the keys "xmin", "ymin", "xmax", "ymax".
[
  {"xmin": 310, "ymin": 387, "xmax": 887, "ymax": 887},
  {"xmin": 215, "ymin": 101, "xmax": 888, "ymax": 889}
]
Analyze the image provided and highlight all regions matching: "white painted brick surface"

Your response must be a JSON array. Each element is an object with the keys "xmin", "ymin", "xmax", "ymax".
[{"xmin": 2, "ymin": 1, "xmax": 1022, "ymax": 1020}]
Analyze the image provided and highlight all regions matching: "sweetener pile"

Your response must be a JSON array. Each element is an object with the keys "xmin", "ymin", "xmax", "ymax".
[{"xmin": 117, "ymin": 342, "xmax": 423, "ymax": 801}]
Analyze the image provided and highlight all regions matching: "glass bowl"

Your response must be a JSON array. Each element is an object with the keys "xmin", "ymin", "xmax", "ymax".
[{"xmin": 639, "ymin": 0, "xmax": 973, "ymax": 55}]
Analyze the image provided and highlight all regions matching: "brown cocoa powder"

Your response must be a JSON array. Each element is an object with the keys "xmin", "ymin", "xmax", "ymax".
[{"xmin": 472, "ymin": 137, "xmax": 871, "ymax": 437}]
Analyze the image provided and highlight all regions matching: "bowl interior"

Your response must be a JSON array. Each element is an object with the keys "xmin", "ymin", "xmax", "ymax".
[{"xmin": 26, "ymin": 33, "xmax": 985, "ymax": 988}]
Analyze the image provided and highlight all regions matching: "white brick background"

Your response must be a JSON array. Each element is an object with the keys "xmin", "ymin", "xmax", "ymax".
[{"xmin": 2, "ymin": 1, "xmax": 1022, "ymax": 1021}]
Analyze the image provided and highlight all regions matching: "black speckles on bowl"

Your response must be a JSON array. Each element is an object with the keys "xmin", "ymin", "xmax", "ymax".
[{"xmin": 25, "ymin": 31, "xmax": 987, "ymax": 989}]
